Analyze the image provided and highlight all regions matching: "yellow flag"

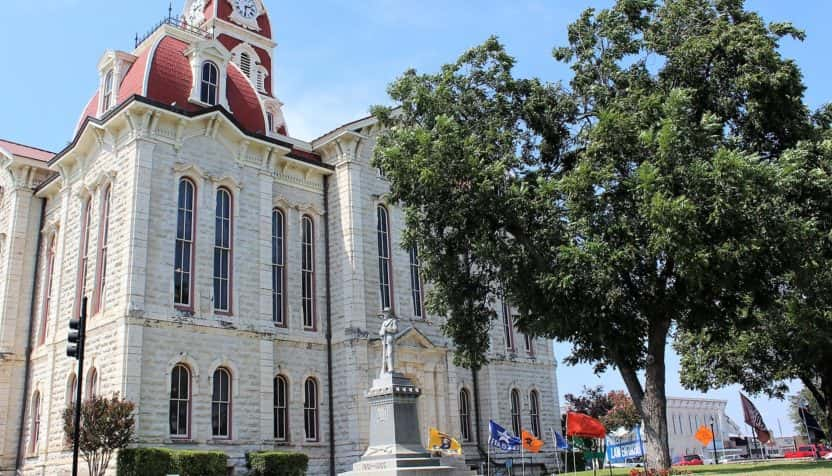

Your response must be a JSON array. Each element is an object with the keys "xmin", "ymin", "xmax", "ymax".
[{"xmin": 429, "ymin": 427, "xmax": 462, "ymax": 454}]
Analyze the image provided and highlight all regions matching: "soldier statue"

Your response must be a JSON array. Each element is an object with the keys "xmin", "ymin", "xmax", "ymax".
[{"xmin": 378, "ymin": 309, "xmax": 398, "ymax": 378}]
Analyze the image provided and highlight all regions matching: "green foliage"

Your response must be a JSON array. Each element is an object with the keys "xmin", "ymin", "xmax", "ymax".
[
  {"xmin": 173, "ymin": 450, "xmax": 228, "ymax": 476},
  {"xmin": 63, "ymin": 394, "xmax": 136, "ymax": 476},
  {"xmin": 116, "ymin": 448, "xmax": 175, "ymax": 476},
  {"xmin": 789, "ymin": 388, "xmax": 829, "ymax": 440},
  {"xmin": 246, "ymin": 451, "xmax": 309, "ymax": 476}
]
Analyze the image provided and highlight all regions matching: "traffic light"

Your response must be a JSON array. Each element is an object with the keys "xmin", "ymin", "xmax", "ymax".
[{"xmin": 67, "ymin": 298, "xmax": 87, "ymax": 359}]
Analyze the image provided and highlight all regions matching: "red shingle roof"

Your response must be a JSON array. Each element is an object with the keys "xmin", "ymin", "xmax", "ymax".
[{"xmin": 0, "ymin": 139, "xmax": 55, "ymax": 162}]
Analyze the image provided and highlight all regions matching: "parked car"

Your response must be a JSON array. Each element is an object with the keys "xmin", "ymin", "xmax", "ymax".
[
  {"xmin": 673, "ymin": 455, "xmax": 704, "ymax": 466},
  {"xmin": 784, "ymin": 444, "xmax": 831, "ymax": 458},
  {"xmin": 610, "ymin": 456, "xmax": 644, "ymax": 468}
]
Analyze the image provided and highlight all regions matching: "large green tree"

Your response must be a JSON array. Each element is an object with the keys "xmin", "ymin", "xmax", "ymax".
[{"xmin": 373, "ymin": 0, "xmax": 808, "ymax": 469}]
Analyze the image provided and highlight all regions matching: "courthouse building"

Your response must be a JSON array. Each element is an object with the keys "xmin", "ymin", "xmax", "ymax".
[{"xmin": 0, "ymin": 1, "xmax": 560, "ymax": 474}]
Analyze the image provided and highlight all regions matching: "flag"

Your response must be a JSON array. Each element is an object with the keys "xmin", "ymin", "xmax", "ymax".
[
  {"xmin": 429, "ymin": 427, "xmax": 462, "ymax": 454},
  {"xmin": 695, "ymin": 425, "xmax": 714, "ymax": 446},
  {"xmin": 798, "ymin": 406, "xmax": 828, "ymax": 441},
  {"xmin": 554, "ymin": 431, "xmax": 570, "ymax": 450},
  {"xmin": 522, "ymin": 430, "xmax": 544, "ymax": 453},
  {"xmin": 566, "ymin": 412, "xmax": 606, "ymax": 439},
  {"xmin": 740, "ymin": 393, "xmax": 772, "ymax": 444},
  {"xmin": 489, "ymin": 420, "xmax": 521, "ymax": 452}
]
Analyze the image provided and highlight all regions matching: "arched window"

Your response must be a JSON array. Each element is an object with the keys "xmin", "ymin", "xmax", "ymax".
[
  {"xmin": 272, "ymin": 209, "xmax": 285, "ymax": 325},
  {"xmin": 213, "ymin": 188, "xmax": 232, "ymax": 313},
  {"xmin": 200, "ymin": 62, "xmax": 219, "ymax": 106},
  {"xmin": 75, "ymin": 199, "xmax": 93, "ymax": 318},
  {"xmin": 376, "ymin": 205, "xmax": 392, "ymax": 310},
  {"xmin": 266, "ymin": 112, "xmax": 274, "ymax": 133},
  {"xmin": 29, "ymin": 391, "xmax": 41, "ymax": 454},
  {"xmin": 38, "ymin": 235, "xmax": 56, "ymax": 345},
  {"xmin": 502, "ymin": 298, "xmax": 515, "ymax": 351},
  {"xmin": 66, "ymin": 374, "xmax": 77, "ymax": 407},
  {"xmin": 301, "ymin": 215, "xmax": 315, "ymax": 330},
  {"xmin": 174, "ymin": 178, "xmax": 196, "ymax": 308},
  {"xmin": 274, "ymin": 375, "xmax": 288, "ymax": 441},
  {"xmin": 409, "ymin": 246, "xmax": 423, "ymax": 318},
  {"xmin": 239, "ymin": 52, "xmax": 252, "ymax": 77},
  {"xmin": 93, "ymin": 185, "xmax": 112, "ymax": 314},
  {"xmin": 170, "ymin": 364, "xmax": 191, "ymax": 438},
  {"xmin": 87, "ymin": 368, "xmax": 98, "ymax": 398},
  {"xmin": 459, "ymin": 388, "xmax": 472, "ymax": 442},
  {"xmin": 524, "ymin": 333, "xmax": 533, "ymax": 355},
  {"xmin": 510, "ymin": 389, "xmax": 521, "ymax": 436},
  {"xmin": 529, "ymin": 390, "xmax": 541, "ymax": 438},
  {"xmin": 304, "ymin": 378, "xmax": 318, "ymax": 441},
  {"xmin": 102, "ymin": 70, "xmax": 114, "ymax": 111},
  {"xmin": 211, "ymin": 368, "xmax": 231, "ymax": 438}
]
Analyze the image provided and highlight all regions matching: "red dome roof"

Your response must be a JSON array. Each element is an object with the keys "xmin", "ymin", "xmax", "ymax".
[{"xmin": 77, "ymin": 34, "xmax": 266, "ymax": 135}]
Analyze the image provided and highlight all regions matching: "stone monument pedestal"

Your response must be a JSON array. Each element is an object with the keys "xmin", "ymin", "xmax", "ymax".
[{"xmin": 340, "ymin": 372, "xmax": 475, "ymax": 476}]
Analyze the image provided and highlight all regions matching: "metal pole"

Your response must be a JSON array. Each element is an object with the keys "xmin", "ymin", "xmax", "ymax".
[
  {"xmin": 71, "ymin": 298, "xmax": 87, "ymax": 476},
  {"xmin": 710, "ymin": 421, "xmax": 719, "ymax": 464}
]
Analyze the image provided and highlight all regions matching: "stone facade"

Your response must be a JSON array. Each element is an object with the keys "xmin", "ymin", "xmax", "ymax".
[{"xmin": 0, "ymin": 2, "xmax": 561, "ymax": 475}]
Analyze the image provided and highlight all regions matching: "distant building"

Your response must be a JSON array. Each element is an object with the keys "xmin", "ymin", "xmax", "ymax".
[{"xmin": 666, "ymin": 397, "xmax": 740, "ymax": 458}]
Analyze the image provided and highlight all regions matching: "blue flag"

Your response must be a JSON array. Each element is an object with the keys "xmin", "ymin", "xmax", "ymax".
[
  {"xmin": 554, "ymin": 431, "xmax": 569, "ymax": 450},
  {"xmin": 489, "ymin": 420, "xmax": 521, "ymax": 452}
]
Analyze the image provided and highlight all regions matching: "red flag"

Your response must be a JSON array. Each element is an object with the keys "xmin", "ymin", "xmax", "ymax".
[
  {"xmin": 740, "ymin": 393, "xmax": 771, "ymax": 444},
  {"xmin": 566, "ymin": 412, "xmax": 606, "ymax": 439}
]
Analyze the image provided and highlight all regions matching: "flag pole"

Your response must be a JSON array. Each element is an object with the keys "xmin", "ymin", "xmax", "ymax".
[
  {"xmin": 487, "ymin": 439, "xmax": 491, "ymax": 476},
  {"xmin": 521, "ymin": 431, "xmax": 526, "ymax": 476}
]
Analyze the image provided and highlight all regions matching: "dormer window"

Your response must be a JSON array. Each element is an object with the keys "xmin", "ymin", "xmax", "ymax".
[
  {"xmin": 102, "ymin": 71, "xmax": 114, "ymax": 111},
  {"xmin": 201, "ymin": 62, "xmax": 219, "ymax": 106},
  {"xmin": 267, "ymin": 112, "xmax": 274, "ymax": 133}
]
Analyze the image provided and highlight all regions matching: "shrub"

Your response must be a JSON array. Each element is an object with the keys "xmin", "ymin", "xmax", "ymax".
[
  {"xmin": 246, "ymin": 451, "xmax": 309, "ymax": 476},
  {"xmin": 117, "ymin": 448, "xmax": 175, "ymax": 476},
  {"xmin": 172, "ymin": 450, "xmax": 228, "ymax": 476}
]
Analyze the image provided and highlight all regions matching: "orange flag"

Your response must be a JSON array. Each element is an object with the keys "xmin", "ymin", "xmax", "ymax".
[
  {"xmin": 521, "ymin": 430, "xmax": 544, "ymax": 453},
  {"xmin": 695, "ymin": 425, "xmax": 714, "ymax": 446}
]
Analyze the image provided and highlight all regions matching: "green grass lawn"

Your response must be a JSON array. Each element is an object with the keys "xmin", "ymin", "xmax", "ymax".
[{"xmin": 570, "ymin": 460, "xmax": 832, "ymax": 476}]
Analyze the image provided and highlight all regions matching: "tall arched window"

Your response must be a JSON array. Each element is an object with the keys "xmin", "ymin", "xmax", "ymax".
[
  {"xmin": 211, "ymin": 368, "xmax": 231, "ymax": 438},
  {"xmin": 93, "ymin": 185, "xmax": 112, "ymax": 314},
  {"xmin": 502, "ymin": 298, "xmax": 515, "ymax": 351},
  {"xmin": 66, "ymin": 374, "xmax": 77, "ymax": 407},
  {"xmin": 87, "ymin": 368, "xmax": 98, "ymax": 398},
  {"xmin": 29, "ymin": 391, "xmax": 41, "ymax": 454},
  {"xmin": 170, "ymin": 364, "xmax": 191, "ymax": 438},
  {"xmin": 271, "ymin": 209, "xmax": 285, "ymax": 326},
  {"xmin": 304, "ymin": 378, "xmax": 318, "ymax": 441},
  {"xmin": 174, "ymin": 178, "xmax": 196, "ymax": 309},
  {"xmin": 200, "ymin": 62, "xmax": 219, "ymax": 105},
  {"xmin": 102, "ymin": 70, "xmax": 114, "ymax": 111},
  {"xmin": 459, "ymin": 388, "xmax": 472, "ymax": 442},
  {"xmin": 274, "ymin": 375, "xmax": 288, "ymax": 441},
  {"xmin": 75, "ymin": 199, "xmax": 93, "ymax": 318},
  {"xmin": 529, "ymin": 390, "xmax": 541, "ymax": 438},
  {"xmin": 510, "ymin": 389, "xmax": 521, "ymax": 436},
  {"xmin": 301, "ymin": 215, "xmax": 315, "ymax": 330},
  {"xmin": 38, "ymin": 235, "xmax": 56, "ymax": 345},
  {"xmin": 376, "ymin": 205, "xmax": 392, "ymax": 310},
  {"xmin": 409, "ymin": 246, "xmax": 423, "ymax": 318},
  {"xmin": 213, "ymin": 188, "xmax": 232, "ymax": 313}
]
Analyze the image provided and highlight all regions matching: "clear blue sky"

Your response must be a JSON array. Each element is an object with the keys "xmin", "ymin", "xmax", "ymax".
[{"xmin": 2, "ymin": 0, "xmax": 829, "ymax": 437}]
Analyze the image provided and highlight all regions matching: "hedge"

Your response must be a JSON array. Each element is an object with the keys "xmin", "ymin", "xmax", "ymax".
[
  {"xmin": 247, "ymin": 451, "xmax": 309, "ymax": 476},
  {"xmin": 117, "ymin": 448, "xmax": 227, "ymax": 476}
]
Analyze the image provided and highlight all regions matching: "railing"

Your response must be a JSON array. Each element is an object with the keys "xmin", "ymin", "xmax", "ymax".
[{"xmin": 134, "ymin": 15, "xmax": 212, "ymax": 48}]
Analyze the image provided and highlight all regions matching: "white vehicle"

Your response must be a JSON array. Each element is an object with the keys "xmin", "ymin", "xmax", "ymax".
[
  {"xmin": 824, "ymin": 452, "xmax": 832, "ymax": 460},
  {"xmin": 609, "ymin": 457, "xmax": 644, "ymax": 468}
]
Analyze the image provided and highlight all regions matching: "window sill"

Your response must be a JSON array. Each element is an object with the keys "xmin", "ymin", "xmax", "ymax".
[
  {"xmin": 166, "ymin": 438, "xmax": 194, "ymax": 444},
  {"xmin": 209, "ymin": 438, "xmax": 235, "ymax": 445}
]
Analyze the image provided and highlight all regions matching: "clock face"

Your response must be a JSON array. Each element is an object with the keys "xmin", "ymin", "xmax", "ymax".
[
  {"xmin": 187, "ymin": 0, "xmax": 205, "ymax": 24},
  {"xmin": 234, "ymin": 0, "xmax": 258, "ymax": 20}
]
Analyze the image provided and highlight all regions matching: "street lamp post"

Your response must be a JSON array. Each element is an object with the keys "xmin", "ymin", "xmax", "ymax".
[{"xmin": 710, "ymin": 416, "xmax": 719, "ymax": 465}]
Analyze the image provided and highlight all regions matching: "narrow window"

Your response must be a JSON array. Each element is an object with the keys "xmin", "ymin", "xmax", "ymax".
[
  {"xmin": 29, "ymin": 392, "xmax": 41, "ymax": 454},
  {"xmin": 304, "ymin": 378, "xmax": 318, "ymax": 441},
  {"xmin": 502, "ymin": 298, "xmax": 515, "ymax": 351},
  {"xmin": 212, "ymin": 368, "xmax": 231, "ymax": 438},
  {"xmin": 301, "ymin": 215, "xmax": 315, "ymax": 329},
  {"xmin": 257, "ymin": 70, "xmax": 265, "ymax": 92},
  {"xmin": 510, "ymin": 389, "xmax": 521, "ymax": 436},
  {"xmin": 169, "ymin": 364, "xmax": 191, "ymax": 438},
  {"xmin": 213, "ymin": 188, "xmax": 232, "ymax": 313},
  {"xmin": 174, "ymin": 179, "xmax": 196, "ymax": 308},
  {"xmin": 271, "ymin": 209, "xmax": 285, "ymax": 326},
  {"xmin": 529, "ymin": 390, "xmax": 541, "ymax": 438},
  {"xmin": 376, "ymin": 205, "xmax": 392, "ymax": 310},
  {"xmin": 459, "ymin": 389, "xmax": 472, "ymax": 442},
  {"xmin": 75, "ymin": 199, "xmax": 93, "ymax": 318},
  {"xmin": 239, "ymin": 52, "xmax": 251, "ymax": 77},
  {"xmin": 200, "ymin": 62, "xmax": 219, "ymax": 105},
  {"xmin": 38, "ymin": 236, "xmax": 56, "ymax": 345},
  {"xmin": 102, "ymin": 70, "xmax": 114, "ymax": 111},
  {"xmin": 93, "ymin": 185, "xmax": 112, "ymax": 314},
  {"xmin": 87, "ymin": 368, "xmax": 98, "ymax": 398},
  {"xmin": 409, "ymin": 246, "xmax": 423, "ymax": 318},
  {"xmin": 266, "ymin": 112, "xmax": 274, "ymax": 133},
  {"xmin": 274, "ymin": 375, "xmax": 288, "ymax": 441},
  {"xmin": 66, "ymin": 374, "xmax": 77, "ymax": 407},
  {"xmin": 524, "ymin": 333, "xmax": 534, "ymax": 355}
]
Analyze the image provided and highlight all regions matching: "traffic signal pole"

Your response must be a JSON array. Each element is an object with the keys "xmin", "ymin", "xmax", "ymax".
[{"xmin": 68, "ymin": 297, "xmax": 87, "ymax": 476}]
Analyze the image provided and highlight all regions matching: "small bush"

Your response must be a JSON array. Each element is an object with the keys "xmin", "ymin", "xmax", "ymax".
[
  {"xmin": 564, "ymin": 451, "xmax": 586, "ymax": 472},
  {"xmin": 117, "ymin": 448, "xmax": 175, "ymax": 476},
  {"xmin": 172, "ymin": 450, "xmax": 228, "ymax": 476},
  {"xmin": 246, "ymin": 451, "xmax": 309, "ymax": 476}
]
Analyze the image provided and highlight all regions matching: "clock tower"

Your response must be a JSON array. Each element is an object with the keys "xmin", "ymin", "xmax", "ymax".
[{"xmin": 183, "ymin": 0, "xmax": 287, "ymax": 135}]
